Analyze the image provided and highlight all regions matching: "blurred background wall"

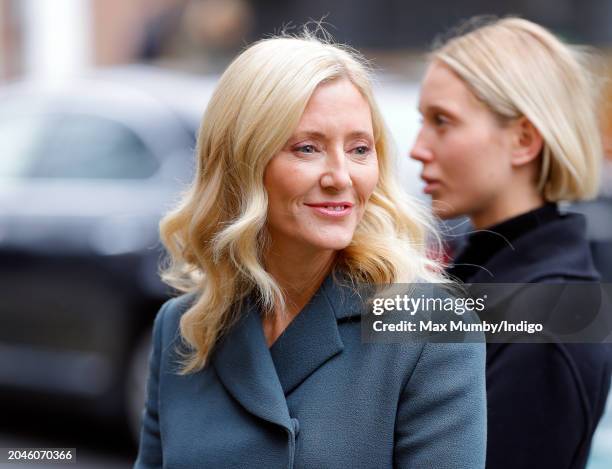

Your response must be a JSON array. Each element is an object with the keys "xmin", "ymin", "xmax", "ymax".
[{"xmin": 1, "ymin": 0, "xmax": 612, "ymax": 79}]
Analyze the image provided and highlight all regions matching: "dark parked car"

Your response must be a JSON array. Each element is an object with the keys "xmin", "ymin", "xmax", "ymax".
[{"xmin": 0, "ymin": 66, "xmax": 216, "ymax": 438}]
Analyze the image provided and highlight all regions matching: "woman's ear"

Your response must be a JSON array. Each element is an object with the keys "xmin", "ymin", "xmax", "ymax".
[{"xmin": 511, "ymin": 117, "xmax": 544, "ymax": 167}]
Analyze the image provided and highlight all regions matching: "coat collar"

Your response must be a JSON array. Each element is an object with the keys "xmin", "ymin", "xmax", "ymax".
[
  {"xmin": 211, "ymin": 273, "xmax": 364, "ymax": 430},
  {"xmin": 467, "ymin": 213, "xmax": 600, "ymax": 283},
  {"xmin": 211, "ymin": 297, "xmax": 292, "ymax": 431}
]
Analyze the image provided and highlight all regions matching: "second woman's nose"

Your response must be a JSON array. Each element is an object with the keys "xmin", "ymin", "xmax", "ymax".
[{"xmin": 410, "ymin": 130, "xmax": 434, "ymax": 163}]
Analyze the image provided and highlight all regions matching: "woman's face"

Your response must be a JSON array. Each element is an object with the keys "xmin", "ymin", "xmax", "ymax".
[
  {"xmin": 264, "ymin": 78, "xmax": 379, "ymax": 256},
  {"xmin": 410, "ymin": 61, "xmax": 516, "ymax": 221}
]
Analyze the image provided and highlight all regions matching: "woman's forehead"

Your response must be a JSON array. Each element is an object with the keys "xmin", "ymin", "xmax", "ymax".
[{"xmin": 419, "ymin": 62, "xmax": 486, "ymax": 115}]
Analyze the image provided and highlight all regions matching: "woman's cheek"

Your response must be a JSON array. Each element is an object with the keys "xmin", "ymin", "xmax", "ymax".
[{"xmin": 360, "ymin": 162, "xmax": 380, "ymax": 197}]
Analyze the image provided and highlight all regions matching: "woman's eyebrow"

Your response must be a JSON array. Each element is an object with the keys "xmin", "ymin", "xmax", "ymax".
[
  {"xmin": 346, "ymin": 130, "xmax": 374, "ymax": 141},
  {"xmin": 291, "ymin": 130, "xmax": 326, "ymax": 140},
  {"xmin": 290, "ymin": 130, "xmax": 373, "ymax": 141},
  {"xmin": 423, "ymin": 103, "xmax": 458, "ymax": 119}
]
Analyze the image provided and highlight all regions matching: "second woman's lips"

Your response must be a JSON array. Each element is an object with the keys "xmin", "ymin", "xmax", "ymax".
[{"xmin": 421, "ymin": 175, "xmax": 441, "ymax": 194}]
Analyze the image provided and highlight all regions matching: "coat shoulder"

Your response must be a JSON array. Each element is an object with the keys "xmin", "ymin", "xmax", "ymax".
[{"xmin": 154, "ymin": 293, "xmax": 197, "ymax": 344}]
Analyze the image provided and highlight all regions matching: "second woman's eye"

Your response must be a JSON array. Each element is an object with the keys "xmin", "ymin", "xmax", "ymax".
[{"xmin": 433, "ymin": 113, "xmax": 450, "ymax": 126}]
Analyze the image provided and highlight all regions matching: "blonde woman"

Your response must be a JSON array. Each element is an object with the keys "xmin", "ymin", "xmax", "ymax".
[
  {"xmin": 134, "ymin": 35, "xmax": 486, "ymax": 468},
  {"xmin": 411, "ymin": 17, "xmax": 612, "ymax": 469}
]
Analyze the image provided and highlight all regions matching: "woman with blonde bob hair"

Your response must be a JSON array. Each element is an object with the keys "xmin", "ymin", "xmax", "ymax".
[
  {"xmin": 135, "ymin": 32, "xmax": 487, "ymax": 468},
  {"xmin": 411, "ymin": 17, "xmax": 611, "ymax": 469}
]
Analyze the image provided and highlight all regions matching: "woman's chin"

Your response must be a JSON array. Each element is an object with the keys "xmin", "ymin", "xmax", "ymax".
[
  {"xmin": 304, "ymin": 234, "xmax": 354, "ymax": 253},
  {"xmin": 432, "ymin": 204, "xmax": 459, "ymax": 220}
]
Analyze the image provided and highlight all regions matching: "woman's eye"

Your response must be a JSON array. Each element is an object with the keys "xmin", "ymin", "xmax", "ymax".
[
  {"xmin": 352, "ymin": 145, "xmax": 370, "ymax": 155},
  {"xmin": 434, "ymin": 114, "xmax": 449, "ymax": 126},
  {"xmin": 295, "ymin": 144, "xmax": 317, "ymax": 154}
]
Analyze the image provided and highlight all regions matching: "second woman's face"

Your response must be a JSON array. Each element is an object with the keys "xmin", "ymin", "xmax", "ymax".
[
  {"xmin": 264, "ymin": 78, "xmax": 379, "ymax": 256},
  {"xmin": 410, "ymin": 61, "xmax": 516, "ymax": 221}
]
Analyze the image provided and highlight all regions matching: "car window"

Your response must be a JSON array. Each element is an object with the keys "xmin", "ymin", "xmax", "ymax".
[
  {"xmin": 0, "ymin": 113, "xmax": 159, "ymax": 180},
  {"xmin": 0, "ymin": 114, "xmax": 48, "ymax": 178}
]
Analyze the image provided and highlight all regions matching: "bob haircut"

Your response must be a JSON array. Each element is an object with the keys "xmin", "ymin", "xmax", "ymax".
[
  {"xmin": 432, "ymin": 17, "xmax": 602, "ymax": 201},
  {"xmin": 160, "ymin": 33, "xmax": 444, "ymax": 373}
]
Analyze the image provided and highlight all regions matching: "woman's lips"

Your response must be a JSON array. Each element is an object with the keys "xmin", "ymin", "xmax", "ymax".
[
  {"xmin": 421, "ymin": 176, "xmax": 441, "ymax": 195},
  {"xmin": 305, "ymin": 202, "xmax": 354, "ymax": 218}
]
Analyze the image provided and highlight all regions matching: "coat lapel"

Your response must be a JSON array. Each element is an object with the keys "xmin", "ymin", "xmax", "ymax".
[
  {"xmin": 211, "ymin": 274, "xmax": 365, "ymax": 426},
  {"xmin": 269, "ymin": 276, "xmax": 343, "ymax": 395},
  {"xmin": 211, "ymin": 296, "xmax": 292, "ymax": 431}
]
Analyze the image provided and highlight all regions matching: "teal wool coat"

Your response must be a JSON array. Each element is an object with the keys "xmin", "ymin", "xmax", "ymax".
[{"xmin": 135, "ymin": 276, "xmax": 486, "ymax": 468}]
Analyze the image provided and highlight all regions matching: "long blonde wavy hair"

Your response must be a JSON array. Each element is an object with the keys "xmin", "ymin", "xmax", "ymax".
[{"xmin": 160, "ymin": 34, "xmax": 444, "ymax": 373}]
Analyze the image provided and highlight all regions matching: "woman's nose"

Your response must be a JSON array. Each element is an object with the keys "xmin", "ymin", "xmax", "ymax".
[
  {"xmin": 410, "ymin": 131, "xmax": 434, "ymax": 163},
  {"xmin": 320, "ymin": 149, "xmax": 352, "ymax": 190}
]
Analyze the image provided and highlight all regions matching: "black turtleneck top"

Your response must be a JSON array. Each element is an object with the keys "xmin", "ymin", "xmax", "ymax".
[
  {"xmin": 443, "ymin": 202, "xmax": 610, "ymax": 469},
  {"xmin": 447, "ymin": 203, "xmax": 561, "ymax": 282}
]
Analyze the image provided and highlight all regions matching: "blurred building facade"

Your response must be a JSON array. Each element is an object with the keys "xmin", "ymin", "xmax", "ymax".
[{"xmin": 1, "ymin": 0, "xmax": 612, "ymax": 81}]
